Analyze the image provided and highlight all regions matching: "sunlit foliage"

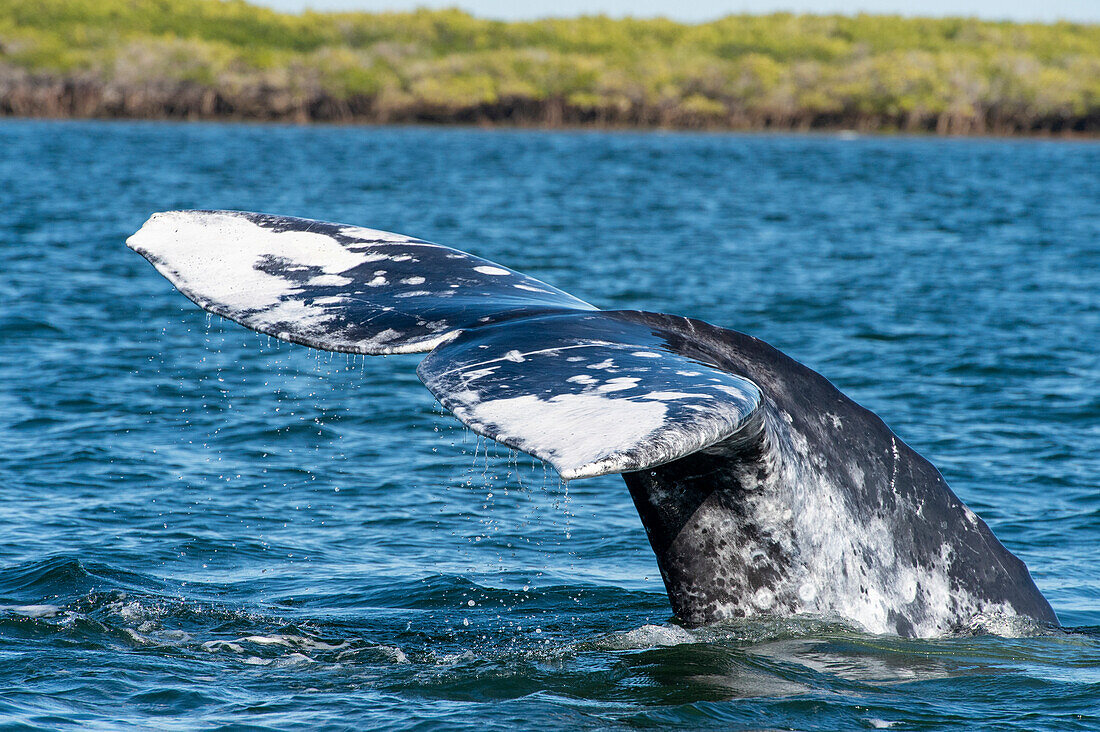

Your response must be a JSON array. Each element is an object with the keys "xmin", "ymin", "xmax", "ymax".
[{"xmin": 1, "ymin": 0, "xmax": 1097, "ymax": 132}]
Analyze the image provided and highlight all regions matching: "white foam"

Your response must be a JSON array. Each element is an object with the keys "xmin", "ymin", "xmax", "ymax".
[
  {"xmin": 599, "ymin": 624, "xmax": 695, "ymax": 650},
  {"xmin": 0, "ymin": 604, "xmax": 61, "ymax": 618},
  {"xmin": 203, "ymin": 640, "xmax": 245, "ymax": 653}
]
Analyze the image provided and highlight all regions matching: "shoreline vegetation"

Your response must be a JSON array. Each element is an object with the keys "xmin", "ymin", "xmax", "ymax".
[{"xmin": 2, "ymin": 1, "xmax": 1098, "ymax": 136}]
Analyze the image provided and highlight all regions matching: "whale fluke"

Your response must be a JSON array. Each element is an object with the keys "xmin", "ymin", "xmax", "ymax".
[
  {"xmin": 129, "ymin": 211, "xmax": 761, "ymax": 480},
  {"xmin": 127, "ymin": 210, "xmax": 595, "ymax": 355},
  {"xmin": 128, "ymin": 210, "xmax": 1059, "ymax": 637},
  {"xmin": 418, "ymin": 310, "xmax": 760, "ymax": 480}
]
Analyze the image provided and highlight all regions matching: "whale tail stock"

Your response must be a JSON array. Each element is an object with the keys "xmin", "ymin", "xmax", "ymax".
[{"xmin": 128, "ymin": 210, "xmax": 1059, "ymax": 636}]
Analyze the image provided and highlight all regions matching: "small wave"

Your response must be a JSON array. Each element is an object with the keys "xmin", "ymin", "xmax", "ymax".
[
  {"xmin": 580, "ymin": 616, "xmax": 865, "ymax": 655},
  {"xmin": 0, "ymin": 555, "xmax": 171, "ymax": 601},
  {"xmin": 0, "ymin": 577, "xmax": 415, "ymax": 672},
  {"xmin": 960, "ymin": 612, "xmax": 1060, "ymax": 638},
  {"xmin": 596, "ymin": 623, "xmax": 696, "ymax": 650},
  {"xmin": 0, "ymin": 556, "xmax": 94, "ymax": 597},
  {"xmin": 236, "ymin": 633, "xmax": 349, "ymax": 652},
  {"xmin": 276, "ymin": 652, "xmax": 316, "ymax": 666},
  {"xmin": 372, "ymin": 644, "xmax": 410, "ymax": 664},
  {"xmin": 0, "ymin": 604, "xmax": 61, "ymax": 618},
  {"xmin": 202, "ymin": 640, "xmax": 245, "ymax": 653}
]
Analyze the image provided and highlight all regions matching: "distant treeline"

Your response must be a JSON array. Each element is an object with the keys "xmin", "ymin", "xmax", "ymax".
[{"xmin": 2, "ymin": 0, "xmax": 1099, "ymax": 134}]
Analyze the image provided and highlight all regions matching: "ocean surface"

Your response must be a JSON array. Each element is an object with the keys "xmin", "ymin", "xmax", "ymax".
[{"xmin": 1, "ymin": 120, "xmax": 1097, "ymax": 730}]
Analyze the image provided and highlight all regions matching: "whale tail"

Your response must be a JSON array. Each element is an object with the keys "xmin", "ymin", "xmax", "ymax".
[
  {"xmin": 128, "ymin": 210, "xmax": 762, "ymax": 479},
  {"xmin": 129, "ymin": 209, "xmax": 1059, "ymax": 635}
]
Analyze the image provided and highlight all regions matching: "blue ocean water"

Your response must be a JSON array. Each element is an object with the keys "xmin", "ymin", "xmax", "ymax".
[{"xmin": 1, "ymin": 119, "xmax": 1097, "ymax": 730}]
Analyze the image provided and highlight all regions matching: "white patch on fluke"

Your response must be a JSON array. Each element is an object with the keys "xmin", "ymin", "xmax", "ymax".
[
  {"xmin": 339, "ymin": 225, "xmax": 418, "ymax": 243},
  {"xmin": 421, "ymin": 330, "xmax": 762, "ymax": 480},
  {"xmin": 308, "ymin": 274, "xmax": 353, "ymax": 287},
  {"xmin": 641, "ymin": 391, "xmax": 704, "ymax": 401},
  {"xmin": 598, "ymin": 377, "xmax": 640, "ymax": 392},
  {"xmin": 457, "ymin": 392, "xmax": 668, "ymax": 478},
  {"xmin": 129, "ymin": 211, "xmax": 364, "ymax": 314}
]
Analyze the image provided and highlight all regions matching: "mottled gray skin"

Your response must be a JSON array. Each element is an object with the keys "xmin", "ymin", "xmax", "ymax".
[{"xmin": 618, "ymin": 311, "xmax": 1058, "ymax": 636}]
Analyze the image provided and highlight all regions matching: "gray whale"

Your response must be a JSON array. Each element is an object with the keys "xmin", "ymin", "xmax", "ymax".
[{"xmin": 128, "ymin": 210, "xmax": 1058, "ymax": 637}]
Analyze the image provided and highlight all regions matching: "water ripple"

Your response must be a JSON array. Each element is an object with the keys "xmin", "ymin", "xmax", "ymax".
[{"xmin": 0, "ymin": 120, "xmax": 1096, "ymax": 729}]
